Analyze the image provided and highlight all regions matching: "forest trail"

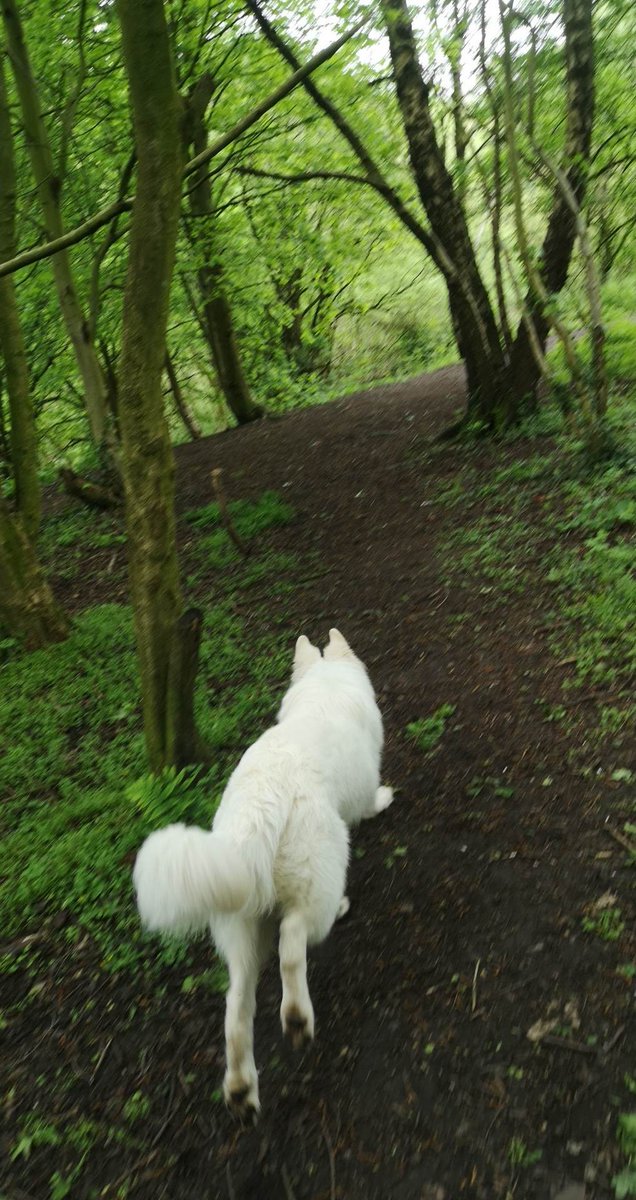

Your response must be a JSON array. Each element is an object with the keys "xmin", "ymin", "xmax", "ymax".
[
  {"xmin": 6, "ymin": 366, "xmax": 633, "ymax": 1200},
  {"xmin": 171, "ymin": 368, "xmax": 631, "ymax": 1199}
]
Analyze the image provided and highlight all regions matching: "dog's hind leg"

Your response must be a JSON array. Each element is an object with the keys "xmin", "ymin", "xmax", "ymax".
[
  {"xmin": 279, "ymin": 911, "xmax": 314, "ymax": 1050},
  {"xmin": 363, "ymin": 785, "xmax": 394, "ymax": 818},
  {"xmin": 221, "ymin": 915, "xmax": 273, "ymax": 1121}
]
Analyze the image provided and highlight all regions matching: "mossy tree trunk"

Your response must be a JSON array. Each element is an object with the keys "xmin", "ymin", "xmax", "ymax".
[
  {"xmin": 0, "ymin": 498, "xmax": 68, "ymax": 648},
  {"xmin": 380, "ymin": 0, "xmax": 595, "ymax": 427},
  {"xmin": 116, "ymin": 0, "xmax": 201, "ymax": 771},
  {"xmin": 185, "ymin": 75, "xmax": 263, "ymax": 425},
  {"xmin": 1, "ymin": 0, "xmax": 110, "ymax": 448},
  {"xmin": 0, "ymin": 50, "xmax": 39, "ymax": 539}
]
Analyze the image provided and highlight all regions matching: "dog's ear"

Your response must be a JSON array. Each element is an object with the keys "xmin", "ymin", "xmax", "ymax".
[
  {"xmin": 324, "ymin": 627, "xmax": 354, "ymax": 661},
  {"xmin": 292, "ymin": 634, "xmax": 321, "ymax": 681}
]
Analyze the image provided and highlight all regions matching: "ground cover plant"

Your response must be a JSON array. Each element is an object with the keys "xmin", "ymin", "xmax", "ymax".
[{"xmin": 2, "ymin": 369, "xmax": 635, "ymax": 1198}]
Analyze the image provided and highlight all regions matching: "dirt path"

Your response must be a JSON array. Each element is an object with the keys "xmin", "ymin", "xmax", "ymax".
[
  {"xmin": 171, "ymin": 368, "xmax": 633, "ymax": 1199},
  {"xmin": 5, "ymin": 365, "xmax": 634, "ymax": 1199}
]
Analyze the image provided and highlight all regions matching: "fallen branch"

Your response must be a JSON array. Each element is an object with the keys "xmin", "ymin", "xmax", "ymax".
[
  {"xmin": 605, "ymin": 826, "xmax": 636, "ymax": 857},
  {"xmin": 59, "ymin": 467, "xmax": 122, "ymax": 510},
  {"xmin": 471, "ymin": 957, "xmax": 481, "ymax": 1014},
  {"xmin": 542, "ymin": 1034, "xmax": 597, "ymax": 1056}
]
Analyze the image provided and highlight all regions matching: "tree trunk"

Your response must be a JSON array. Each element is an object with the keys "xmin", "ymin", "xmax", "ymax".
[
  {"xmin": 1, "ymin": 0, "xmax": 110, "ymax": 448},
  {"xmin": 0, "ymin": 50, "xmax": 40, "ymax": 538},
  {"xmin": 0, "ymin": 498, "xmax": 68, "ymax": 648},
  {"xmin": 185, "ymin": 75, "xmax": 263, "ymax": 425},
  {"xmin": 380, "ymin": 0, "xmax": 510, "ymax": 425},
  {"xmin": 164, "ymin": 352, "xmax": 202, "ymax": 440},
  {"xmin": 116, "ymin": 0, "xmax": 200, "ymax": 771},
  {"xmin": 508, "ymin": 0, "xmax": 595, "ymax": 405}
]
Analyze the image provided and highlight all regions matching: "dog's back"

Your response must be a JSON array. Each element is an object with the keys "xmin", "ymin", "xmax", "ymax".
[{"xmin": 134, "ymin": 628, "xmax": 393, "ymax": 1119}]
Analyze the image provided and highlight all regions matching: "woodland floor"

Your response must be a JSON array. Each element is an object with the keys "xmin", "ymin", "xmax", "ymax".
[{"xmin": 2, "ymin": 363, "xmax": 635, "ymax": 1200}]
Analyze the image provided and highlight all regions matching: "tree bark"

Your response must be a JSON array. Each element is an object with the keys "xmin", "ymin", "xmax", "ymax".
[
  {"xmin": 508, "ymin": 0, "xmax": 595, "ymax": 404},
  {"xmin": 185, "ymin": 74, "xmax": 263, "ymax": 425},
  {"xmin": 2, "ymin": 0, "xmax": 110, "ymax": 447},
  {"xmin": 116, "ymin": 0, "xmax": 194, "ymax": 771},
  {"xmin": 0, "ymin": 50, "xmax": 40, "ymax": 538},
  {"xmin": 0, "ymin": 498, "xmax": 68, "ymax": 648}
]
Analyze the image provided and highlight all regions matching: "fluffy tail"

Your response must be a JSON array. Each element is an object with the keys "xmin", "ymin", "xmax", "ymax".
[{"xmin": 133, "ymin": 823, "xmax": 251, "ymax": 936}]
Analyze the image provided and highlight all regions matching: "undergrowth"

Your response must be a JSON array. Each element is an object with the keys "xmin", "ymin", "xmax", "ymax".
[
  {"xmin": 0, "ymin": 491, "xmax": 296, "ymax": 977},
  {"xmin": 436, "ymin": 381, "xmax": 636, "ymax": 738}
]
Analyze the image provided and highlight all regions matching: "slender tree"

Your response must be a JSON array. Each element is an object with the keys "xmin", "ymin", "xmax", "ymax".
[
  {"xmin": 116, "ymin": 0, "xmax": 198, "ymax": 770},
  {"xmin": 2, "ymin": 0, "xmax": 110, "ymax": 447},
  {"xmin": 185, "ymin": 74, "xmax": 263, "ymax": 424},
  {"xmin": 0, "ymin": 49, "xmax": 39, "ymax": 537}
]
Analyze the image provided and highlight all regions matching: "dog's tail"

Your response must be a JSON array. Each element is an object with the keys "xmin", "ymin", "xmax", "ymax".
[{"xmin": 133, "ymin": 823, "xmax": 251, "ymax": 936}]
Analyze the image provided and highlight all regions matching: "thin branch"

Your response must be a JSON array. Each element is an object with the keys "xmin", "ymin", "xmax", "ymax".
[
  {"xmin": 58, "ymin": 0, "xmax": 88, "ymax": 183},
  {"xmin": 237, "ymin": 164, "xmax": 373, "ymax": 188},
  {"xmin": 0, "ymin": 20, "xmax": 368, "ymax": 280}
]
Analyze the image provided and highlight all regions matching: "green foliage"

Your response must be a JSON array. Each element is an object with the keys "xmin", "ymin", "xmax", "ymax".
[
  {"xmin": 126, "ymin": 766, "xmax": 210, "ymax": 830},
  {"xmin": 582, "ymin": 907, "xmax": 625, "ymax": 942},
  {"xmin": 546, "ymin": 317, "xmax": 636, "ymax": 392},
  {"xmin": 438, "ymin": 395, "xmax": 636, "ymax": 728},
  {"xmin": 122, "ymin": 1091, "xmax": 151, "ymax": 1123},
  {"xmin": 11, "ymin": 1115, "xmax": 61, "ymax": 1161},
  {"xmin": 0, "ymin": 492, "xmax": 298, "ymax": 974},
  {"xmin": 406, "ymin": 704, "xmax": 456, "ymax": 753},
  {"xmin": 181, "ymin": 963, "xmax": 229, "ymax": 994},
  {"xmin": 507, "ymin": 1137, "xmax": 542, "ymax": 1168},
  {"xmin": 614, "ymin": 1113, "xmax": 636, "ymax": 1198},
  {"xmin": 186, "ymin": 491, "xmax": 295, "ymax": 537}
]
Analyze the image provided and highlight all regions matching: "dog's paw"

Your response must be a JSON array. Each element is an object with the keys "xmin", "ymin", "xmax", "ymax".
[
  {"xmin": 281, "ymin": 1001, "xmax": 314, "ymax": 1050},
  {"xmin": 337, "ymin": 895, "xmax": 350, "ymax": 919},
  {"xmin": 374, "ymin": 785, "xmax": 394, "ymax": 814},
  {"xmin": 224, "ymin": 1072, "xmax": 260, "ymax": 1123}
]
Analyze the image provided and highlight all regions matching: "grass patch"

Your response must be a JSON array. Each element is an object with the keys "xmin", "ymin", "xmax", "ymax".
[
  {"xmin": 436, "ymin": 390, "xmax": 636, "ymax": 731},
  {"xmin": 406, "ymin": 703, "xmax": 456, "ymax": 754},
  {"xmin": 0, "ymin": 493, "xmax": 298, "ymax": 977}
]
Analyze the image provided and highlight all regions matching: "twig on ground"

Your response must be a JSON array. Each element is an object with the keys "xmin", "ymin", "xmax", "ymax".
[
  {"xmin": 605, "ymin": 826, "xmax": 636, "ymax": 857},
  {"xmin": 89, "ymin": 1036, "xmax": 113, "ymax": 1083},
  {"xmin": 471, "ymin": 958, "xmax": 481, "ymax": 1013},
  {"xmin": 320, "ymin": 1103, "xmax": 337, "ymax": 1200},
  {"xmin": 281, "ymin": 1164, "xmax": 297, "ymax": 1200},
  {"xmin": 602, "ymin": 1024, "xmax": 626, "ymax": 1056},
  {"xmin": 211, "ymin": 468, "xmax": 250, "ymax": 557},
  {"xmin": 542, "ymin": 1034, "xmax": 597, "ymax": 1056}
]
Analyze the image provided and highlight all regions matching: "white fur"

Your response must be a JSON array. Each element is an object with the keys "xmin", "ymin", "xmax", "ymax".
[{"xmin": 133, "ymin": 628, "xmax": 394, "ymax": 1119}]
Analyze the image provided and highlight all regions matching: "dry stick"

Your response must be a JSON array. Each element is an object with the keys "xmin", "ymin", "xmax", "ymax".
[
  {"xmin": 281, "ymin": 1165, "xmax": 297, "ymax": 1200},
  {"xmin": 211, "ymin": 468, "xmax": 249, "ymax": 557},
  {"xmin": 542, "ymin": 1034, "xmax": 597, "ymax": 1056},
  {"xmin": 601, "ymin": 1024, "xmax": 626, "ymax": 1056},
  {"xmin": 605, "ymin": 826, "xmax": 636, "ymax": 857},
  {"xmin": 320, "ymin": 1105, "xmax": 337, "ymax": 1200},
  {"xmin": 471, "ymin": 957, "xmax": 481, "ymax": 1013},
  {"xmin": 89, "ymin": 1036, "xmax": 113, "ymax": 1083},
  {"xmin": 0, "ymin": 21, "xmax": 368, "ymax": 280},
  {"xmin": 226, "ymin": 1163, "xmax": 237, "ymax": 1200}
]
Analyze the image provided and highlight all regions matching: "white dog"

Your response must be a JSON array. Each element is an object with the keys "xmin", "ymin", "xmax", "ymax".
[{"xmin": 133, "ymin": 628, "xmax": 393, "ymax": 1119}]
